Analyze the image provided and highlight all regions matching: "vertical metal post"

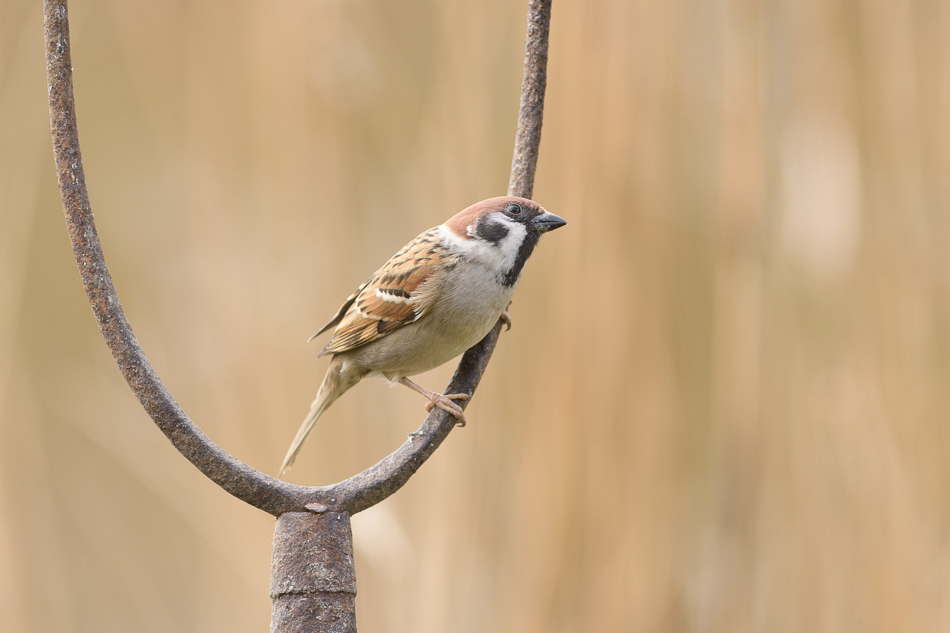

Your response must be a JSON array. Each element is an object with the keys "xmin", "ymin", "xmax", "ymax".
[{"xmin": 270, "ymin": 512, "xmax": 357, "ymax": 633}]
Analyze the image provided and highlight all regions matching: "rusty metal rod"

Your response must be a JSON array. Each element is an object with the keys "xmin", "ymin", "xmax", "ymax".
[{"xmin": 44, "ymin": 0, "xmax": 551, "ymax": 629}]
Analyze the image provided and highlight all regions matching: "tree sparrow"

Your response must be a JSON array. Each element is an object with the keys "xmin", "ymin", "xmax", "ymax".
[{"xmin": 280, "ymin": 196, "xmax": 566, "ymax": 474}]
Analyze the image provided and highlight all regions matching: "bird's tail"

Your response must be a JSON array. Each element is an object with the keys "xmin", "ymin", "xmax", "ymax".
[{"xmin": 279, "ymin": 356, "xmax": 362, "ymax": 476}]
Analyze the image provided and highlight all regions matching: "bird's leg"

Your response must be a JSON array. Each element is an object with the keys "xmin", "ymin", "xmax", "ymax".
[
  {"xmin": 499, "ymin": 310, "xmax": 512, "ymax": 331},
  {"xmin": 398, "ymin": 377, "xmax": 470, "ymax": 427}
]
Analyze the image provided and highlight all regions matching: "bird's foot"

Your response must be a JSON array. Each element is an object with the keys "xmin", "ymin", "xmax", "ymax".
[
  {"xmin": 424, "ymin": 393, "xmax": 470, "ymax": 426},
  {"xmin": 499, "ymin": 310, "xmax": 512, "ymax": 331},
  {"xmin": 399, "ymin": 377, "xmax": 470, "ymax": 427}
]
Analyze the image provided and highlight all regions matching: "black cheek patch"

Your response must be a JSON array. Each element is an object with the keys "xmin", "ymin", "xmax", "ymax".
[{"xmin": 476, "ymin": 219, "xmax": 510, "ymax": 245}]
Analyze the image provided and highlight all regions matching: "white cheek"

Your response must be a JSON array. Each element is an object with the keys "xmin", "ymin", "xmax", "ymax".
[
  {"xmin": 438, "ymin": 221, "xmax": 526, "ymax": 274},
  {"xmin": 492, "ymin": 217, "xmax": 528, "ymax": 267}
]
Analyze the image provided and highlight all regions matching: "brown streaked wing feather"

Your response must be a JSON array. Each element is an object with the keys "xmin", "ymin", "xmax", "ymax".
[{"xmin": 319, "ymin": 228, "xmax": 452, "ymax": 356}]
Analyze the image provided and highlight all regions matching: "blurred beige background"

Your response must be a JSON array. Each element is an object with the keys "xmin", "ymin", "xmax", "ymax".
[{"xmin": 3, "ymin": 0, "xmax": 950, "ymax": 631}]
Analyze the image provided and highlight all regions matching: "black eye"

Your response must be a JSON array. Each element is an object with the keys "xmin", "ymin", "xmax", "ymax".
[{"xmin": 506, "ymin": 203, "xmax": 522, "ymax": 215}]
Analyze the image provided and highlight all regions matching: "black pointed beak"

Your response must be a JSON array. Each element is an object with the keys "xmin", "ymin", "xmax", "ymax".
[{"xmin": 532, "ymin": 211, "xmax": 567, "ymax": 232}]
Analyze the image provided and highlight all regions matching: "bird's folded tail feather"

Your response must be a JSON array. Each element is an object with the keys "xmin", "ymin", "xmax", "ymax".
[{"xmin": 279, "ymin": 356, "xmax": 364, "ymax": 476}]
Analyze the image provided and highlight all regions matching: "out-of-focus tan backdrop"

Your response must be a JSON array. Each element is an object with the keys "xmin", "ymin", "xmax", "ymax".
[{"xmin": 2, "ymin": 0, "xmax": 949, "ymax": 631}]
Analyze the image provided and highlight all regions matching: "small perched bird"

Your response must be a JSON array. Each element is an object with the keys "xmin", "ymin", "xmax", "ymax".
[{"xmin": 280, "ymin": 196, "xmax": 566, "ymax": 475}]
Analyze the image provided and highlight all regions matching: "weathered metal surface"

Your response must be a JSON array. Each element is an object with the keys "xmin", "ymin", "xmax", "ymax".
[
  {"xmin": 271, "ymin": 594, "xmax": 356, "ymax": 633},
  {"xmin": 509, "ymin": 0, "xmax": 553, "ymax": 200},
  {"xmin": 271, "ymin": 513, "xmax": 357, "ymax": 633}
]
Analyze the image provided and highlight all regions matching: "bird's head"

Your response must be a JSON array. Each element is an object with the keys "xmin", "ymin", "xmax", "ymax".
[{"xmin": 441, "ymin": 196, "xmax": 567, "ymax": 286}]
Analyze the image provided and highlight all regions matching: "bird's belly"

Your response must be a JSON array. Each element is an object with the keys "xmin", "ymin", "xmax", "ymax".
[{"xmin": 352, "ymin": 270, "xmax": 515, "ymax": 378}]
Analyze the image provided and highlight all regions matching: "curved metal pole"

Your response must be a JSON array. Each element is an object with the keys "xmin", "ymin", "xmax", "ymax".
[
  {"xmin": 43, "ymin": 0, "xmax": 551, "ymax": 518},
  {"xmin": 509, "ymin": 0, "xmax": 552, "ymax": 200}
]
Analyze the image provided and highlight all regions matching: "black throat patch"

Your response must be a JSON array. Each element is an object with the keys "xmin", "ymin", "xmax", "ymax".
[{"xmin": 502, "ymin": 230, "xmax": 541, "ymax": 287}]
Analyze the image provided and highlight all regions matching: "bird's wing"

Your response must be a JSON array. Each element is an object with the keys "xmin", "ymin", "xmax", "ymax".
[
  {"xmin": 308, "ymin": 280, "xmax": 370, "ymax": 342},
  {"xmin": 318, "ymin": 228, "xmax": 454, "ymax": 356}
]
